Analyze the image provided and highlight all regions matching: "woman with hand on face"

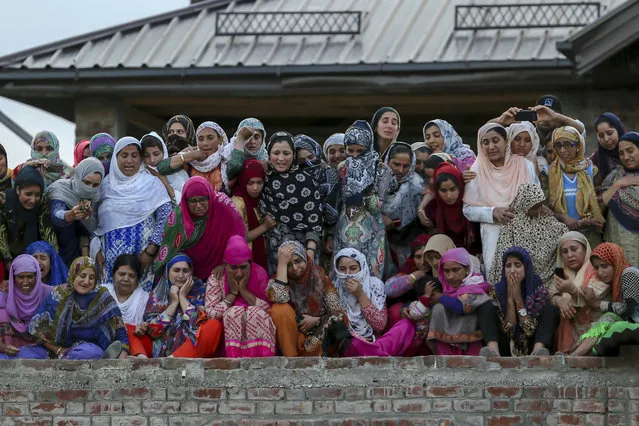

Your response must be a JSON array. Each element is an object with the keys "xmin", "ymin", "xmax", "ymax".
[
  {"xmin": 25, "ymin": 241, "xmax": 68, "ymax": 286},
  {"xmin": 30, "ymin": 256, "xmax": 128, "ymax": 360},
  {"xmin": 267, "ymin": 241, "xmax": 349, "ymax": 357},
  {"xmin": 13, "ymin": 131, "xmax": 73, "ymax": 189},
  {"xmin": 422, "ymin": 119, "xmax": 475, "ymax": 171},
  {"xmin": 144, "ymin": 254, "xmax": 222, "ymax": 358},
  {"xmin": 0, "ymin": 255, "xmax": 53, "ymax": 359},
  {"xmin": 226, "ymin": 118, "xmax": 269, "ymax": 181}
]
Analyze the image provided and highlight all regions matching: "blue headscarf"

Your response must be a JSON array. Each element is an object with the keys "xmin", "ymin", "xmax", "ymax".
[
  {"xmin": 154, "ymin": 254, "xmax": 197, "ymax": 306},
  {"xmin": 25, "ymin": 241, "xmax": 68, "ymax": 286},
  {"xmin": 593, "ymin": 112, "xmax": 625, "ymax": 179}
]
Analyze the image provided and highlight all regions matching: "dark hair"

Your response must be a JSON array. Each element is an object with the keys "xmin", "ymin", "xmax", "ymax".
[
  {"xmin": 424, "ymin": 155, "xmax": 447, "ymax": 170},
  {"xmin": 140, "ymin": 135, "xmax": 164, "ymax": 152},
  {"xmin": 504, "ymin": 251, "xmax": 525, "ymax": 266},
  {"xmin": 415, "ymin": 146, "xmax": 432, "ymax": 155},
  {"xmin": 267, "ymin": 131, "xmax": 295, "ymax": 155},
  {"xmin": 387, "ymin": 143, "xmax": 412, "ymax": 161},
  {"xmin": 435, "ymin": 172, "xmax": 460, "ymax": 190},
  {"xmin": 424, "ymin": 122, "xmax": 440, "ymax": 132},
  {"xmin": 485, "ymin": 126, "xmax": 507, "ymax": 141},
  {"xmin": 117, "ymin": 143, "xmax": 142, "ymax": 156},
  {"xmin": 112, "ymin": 254, "xmax": 142, "ymax": 280},
  {"xmin": 370, "ymin": 107, "xmax": 400, "ymax": 152}
]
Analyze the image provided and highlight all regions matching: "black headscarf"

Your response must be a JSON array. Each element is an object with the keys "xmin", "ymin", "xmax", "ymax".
[
  {"xmin": 593, "ymin": 112, "xmax": 626, "ymax": 179},
  {"xmin": 0, "ymin": 143, "xmax": 10, "ymax": 192},
  {"xmin": 4, "ymin": 166, "xmax": 45, "ymax": 255},
  {"xmin": 162, "ymin": 115, "xmax": 196, "ymax": 148}
]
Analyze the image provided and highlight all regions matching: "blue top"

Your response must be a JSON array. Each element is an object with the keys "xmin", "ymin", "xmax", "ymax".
[{"xmin": 563, "ymin": 163, "xmax": 594, "ymax": 221}]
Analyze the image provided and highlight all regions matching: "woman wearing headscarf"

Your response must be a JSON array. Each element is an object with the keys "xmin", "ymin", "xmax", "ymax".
[
  {"xmin": 29, "ymin": 256, "xmax": 128, "ymax": 360},
  {"xmin": 480, "ymin": 247, "xmax": 559, "ymax": 357},
  {"xmin": 423, "ymin": 119, "xmax": 476, "ymax": 171},
  {"xmin": 143, "ymin": 253, "xmax": 222, "ymax": 358},
  {"xmin": 46, "ymin": 157, "xmax": 104, "ymax": 266},
  {"xmin": 547, "ymin": 126, "xmax": 605, "ymax": 248},
  {"xmin": 411, "ymin": 142, "xmax": 432, "ymax": 179},
  {"xmin": 566, "ymin": 243, "xmax": 639, "ymax": 356},
  {"xmin": 370, "ymin": 107, "xmax": 401, "ymax": 155},
  {"xmin": 382, "ymin": 142, "xmax": 425, "ymax": 271},
  {"xmin": 25, "ymin": 241, "xmax": 68, "ymax": 286},
  {"xmin": 267, "ymin": 241, "xmax": 349, "ymax": 357},
  {"xmin": 507, "ymin": 121, "xmax": 540, "ymax": 173},
  {"xmin": 0, "ymin": 255, "xmax": 52, "ymax": 359},
  {"xmin": 591, "ymin": 112, "xmax": 625, "ymax": 184},
  {"xmin": 155, "ymin": 176, "xmax": 246, "ymax": 281},
  {"xmin": 323, "ymin": 133, "xmax": 346, "ymax": 169},
  {"xmin": 93, "ymin": 137, "xmax": 172, "ymax": 290},
  {"xmin": 334, "ymin": 121, "xmax": 397, "ymax": 279},
  {"xmin": 550, "ymin": 231, "xmax": 610, "ymax": 353},
  {"xmin": 600, "ymin": 132, "xmax": 639, "ymax": 267},
  {"xmin": 227, "ymin": 117, "xmax": 268, "ymax": 180},
  {"xmin": 13, "ymin": 131, "xmax": 73, "ymax": 188},
  {"xmin": 488, "ymin": 183, "xmax": 568, "ymax": 286},
  {"xmin": 162, "ymin": 114, "xmax": 196, "ymax": 148},
  {"xmin": 463, "ymin": 123, "xmax": 539, "ymax": 274},
  {"xmin": 333, "ymin": 248, "xmax": 415, "ymax": 356},
  {"xmin": 231, "ymin": 160, "xmax": 272, "ymax": 270},
  {"xmin": 0, "ymin": 143, "xmax": 12, "ymax": 194},
  {"xmin": 0, "ymin": 166, "xmax": 57, "ymax": 265},
  {"xmin": 73, "ymin": 140, "xmax": 91, "ymax": 167},
  {"xmin": 141, "ymin": 132, "xmax": 189, "ymax": 202},
  {"xmin": 90, "ymin": 133, "xmax": 117, "ymax": 176},
  {"xmin": 206, "ymin": 235, "xmax": 275, "ymax": 358},
  {"xmin": 419, "ymin": 152, "xmax": 457, "ymax": 190},
  {"xmin": 425, "ymin": 248, "xmax": 492, "ymax": 355},
  {"xmin": 260, "ymin": 132, "xmax": 324, "ymax": 274}
]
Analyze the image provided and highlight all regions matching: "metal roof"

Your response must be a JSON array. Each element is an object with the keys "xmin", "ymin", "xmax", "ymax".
[{"xmin": 0, "ymin": 0, "xmax": 628, "ymax": 71}]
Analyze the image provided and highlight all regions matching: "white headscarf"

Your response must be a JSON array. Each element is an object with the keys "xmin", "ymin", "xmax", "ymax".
[
  {"xmin": 190, "ymin": 121, "xmax": 233, "ymax": 189},
  {"xmin": 507, "ymin": 121, "xmax": 540, "ymax": 163},
  {"xmin": 95, "ymin": 137, "xmax": 171, "ymax": 236},
  {"xmin": 143, "ymin": 131, "xmax": 189, "ymax": 202},
  {"xmin": 333, "ymin": 248, "xmax": 386, "ymax": 340},
  {"xmin": 103, "ymin": 282, "xmax": 149, "ymax": 325}
]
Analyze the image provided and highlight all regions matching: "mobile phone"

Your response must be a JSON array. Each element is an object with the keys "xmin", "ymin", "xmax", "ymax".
[
  {"xmin": 554, "ymin": 267, "xmax": 565, "ymax": 280},
  {"xmin": 45, "ymin": 164, "xmax": 64, "ymax": 173},
  {"xmin": 515, "ymin": 110, "xmax": 538, "ymax": 122}
]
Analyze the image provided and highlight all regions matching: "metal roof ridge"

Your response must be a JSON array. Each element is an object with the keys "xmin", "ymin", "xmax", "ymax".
[{"xmin": 559, "ymin": 0, "xmax": 638, "ymax": 46}]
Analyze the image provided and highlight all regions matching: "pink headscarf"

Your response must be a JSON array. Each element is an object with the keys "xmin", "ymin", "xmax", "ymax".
[
  {"xmin": 438, "ymin": 248, "xmax": 490, "ymax": 298},
  {"xmin": 73, "ymin": 140, "xmax": 90, "ymax": 167},
  {"xmin": 180, "ymin": 176, "xmax": 247, "ymax": 279},
  {"xmin": 0, "ymin": 254, "xmax": 53, "ymax": 333},
  {"xmin": 463, "ymin": 123, "xmax": 532, "ymax": 208},
  {"xmin": 222, "ymin": 235, "xmax": 270, "ymax": 308}
]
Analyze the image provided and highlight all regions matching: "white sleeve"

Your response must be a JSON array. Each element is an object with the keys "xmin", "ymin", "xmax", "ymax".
[{"xmin": 463, "ymin": 203, "xmax": 495, "ymax": 224}]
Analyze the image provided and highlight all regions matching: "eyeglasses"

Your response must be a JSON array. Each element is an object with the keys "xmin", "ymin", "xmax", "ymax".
[
  {"xmin": 554, "ymin": 141, "xmax": 579, "ymax": 150},
  {"xmin": 186, "ymin": 196, "xmax": 209, "ymax": 206}
]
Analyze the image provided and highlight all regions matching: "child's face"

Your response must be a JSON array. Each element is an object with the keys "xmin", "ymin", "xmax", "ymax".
[
  {"xmin": 143, "ymin": 146, "xmax": 164, "ymax": 167},
  {"xmin": 246, "ymin": 177, "xmax": 265, "ymax": 198}
]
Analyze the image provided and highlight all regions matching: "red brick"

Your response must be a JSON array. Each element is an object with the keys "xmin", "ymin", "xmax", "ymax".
[
  {"xmin": 335, "ymin": 401, "xmax": 374, "ymax": 414},
  {"xmin": 93, "ymin": 390, "xmax": 113, "ymax": 400},
  {"xmin": 487, "ymin": 416, "xmax": 523, "ymax": 426},
  {"xmin": 444, "ymin": 356, "xmax": 483, "ymax": 369},
  {"xmin": 0, "ymin": 391, "xmax": 33, "ymax": 402},
  {"xmin": 130, "ymin": 357, "xmax": 162, "ymax": 370},
  {"xmin": 514, "ymin": 399, "xmax": 551, "ymax": 413},
  {"xmin": 284, "ymin": 358, "xmax": 322, "ymax": 369},
  {"xmin": 202, "ymin": 358, "xmax": 241, "ymax": 370},
  {"xmin": 53, "ymin": 417, "xmax": 91, "ymax": 426},
  {"xmin": 558, "ymin": 386, "xmax": 584, "ymax": 399},
  {"xmin": 12, "ymin": 417, "xmax": 53, "ymax": 426},
  {"xmin": 609, "ymin": 400, "xmax": 627, "ymax": 413},
  {"xmin": 524, "ymin": 387, "xmax": 544, "ymax": 398},
  {"xmin": 391, "ymin": 399, "xmax": 430, "ymax": 413},
  {"xmin": 190, "ymin": 388, "xmax": 225, "ymax": 400},
  {"xmin": 355, "ymin": 357, "xmax": 392, "ymax": 368},
  {"xmin": 4, "ymin": 403, "xmax": 29, "ymax": 416},
  {"xmin": 584, "ymin": 414, "xmax": 605, "ymax": 426},
  {"xmin": 526, "ymin": 356, "xmax": 555, "ymax": 368},
  {"xmin": 114, "ymin": 388, "xmax": 150, "ymax": 399},
  {"xmin": 142, "ymin": 401, "xmax": 180, "ymax": 414},
  {"xmin": 609, "ymin": 387, "xmax": 628, "ymax": 399},
  {"xmin": 372, "ymin": 400, "xmax": 392, "ymax": 413},
  {"xmin": 305, "ymin": 388, "xmax": 344, "ymax": 400},
  {"xmin": 567, "ymin": 357, "xmax": 603, "ymax": 369},
  {"xmin": 425, "ymin": 386, "xmax": 462, "ymax": 397},
  {"xmin": 324, "ymin": 358, "xmax": 355, "ymax": 369},
  {"xmin": 453, "ymin": 399, "xmax": 490, "ymax": 412},
  {"xmin": 366, "ymin": 387, "xmax": 403, "ymax": 399},
  {"xmin": 431, "ymin": 399, "xmax": 452, "ymax": 412},
  {"xmin": 607, "ymin": 414, "xmax": 628, "ymax": 425},
  {"xmin": 313, "ymin": 401, "xmax": 334, "ymax": 414},
  {"xmin": 392, "ymin": 358, "xmax": 424, "ymax": 369},
  {"xmin": 554, "ymin": 399, "xmax": 572, "ymax": 411},
  {"xmin": 111, "ymin": 417, "xmax": 148, "ymax": 426},
  {"xmin": 217, "ymin": 402, "xmax": 256, "ymax": 415},
  {"xmin": 572, "ymin": 400, "xmax": 606, "ymax": 413},
  {"xmin": 558, "ymin": 414, "xmax": 584, "ymax": 425},
  {"xmin": 31, "ymin": 403, "xmax": 65, "ymax": 415},
  {"xmin": 247, "ymin": 388, "xmax": 285, "ymax": 400},
  {"xmin": 527, "ymin": 415, "xmax": 545, "ymax": 426},
  {"xmin": 342, "ymin": 387, "xmax": 365, "ymax": 400},
  {"xmin": 405, "ymin": 386, "xmax": 424, "ymax": 397},
  {"xmin": 85, "ymin": 402, "xmax": 122, "ymax": 415},
  {"xmin": 487, "ymin": 386, "xmax": 522, "ymax": 398},
  {"xmin": 198, "ymin": 402, "xmax": 217, "ymax": 413},
  {"xmin": 492, "ymin": 400, "xmax": 511, "ymax": 411},
  {"xmin": 488, "ymin": 358, "xmax": 521, "ymax": 369}
]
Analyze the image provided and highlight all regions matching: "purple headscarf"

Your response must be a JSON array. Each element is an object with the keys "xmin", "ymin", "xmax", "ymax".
[
  {"xmin": 438, "ymin": 248, "xmax": 490, "ymax": 298},
  {"xmin": 0, "ymin": 254, "xmax": 53, "ymax": 333}
]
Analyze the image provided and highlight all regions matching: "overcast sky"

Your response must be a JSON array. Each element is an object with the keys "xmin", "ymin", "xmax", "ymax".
[{"xmin": 0, "ymin": 0, "xmax": 188, "ymax": 167}]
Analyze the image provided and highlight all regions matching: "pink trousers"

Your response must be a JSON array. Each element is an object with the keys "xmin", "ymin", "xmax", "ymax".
[{"xmin": 344, "ymin": 319, "xmax": 416, "ymax": 357}]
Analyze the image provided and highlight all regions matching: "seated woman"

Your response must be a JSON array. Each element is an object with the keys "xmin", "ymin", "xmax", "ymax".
[
  {"xmin": 488, "ymin": 183, "xmax": 568, "ymax": 286},
  {"xmin": 267, "ymin": 241, "xmax": 348, "ymax": 357},
  {"xmin": 323, "ymin": 133, "xmax": 346, "ymax": 169},
  {"xmin": 206, "ymin": 235, "xmax": 275, "ymax": 358},
  {"xmin": 144, "ymin": 254, "xmax": 222, "ymax": 358},
  {"xmin": 104, "ymin": 254, "xmax": 151, "ymax": 358},
  {"xmin": 333, "ymin": 248, "xmax": 415, "ymax": 357},
  {"xmin": 30, "ymin": 256, "xmax": 128, "ymax": 360},
  {"xmin": 568, "ymin": 243, "xmax": 639, "ymax": 356},
  {"xmin": 0, "ymin": 166, "xmax": 58, "ymax": 267},
  {"xmin": 480, "ymin": 247, "xmax": 559, "ymax": 357},
  {"xmin": 550, "ymin": 231, "xmax": 610, "ymax": 353},
  {"xmin": 423, "ymin": 119, "xmax": 475, "ymax": 171},
  {"xmin": 26, "ymin": 241, "xmax": 68, "ymax": 286},
  {"xmin": 507, "ymin": 121, "xmax": 540, "ymax": 172},
  {"xmin": 90, "ymin": 133, "xmax": 117, "ymax": 175},
  {"xmin": 0, "ymin": 255, "xmax": 52, "ymax": 359},
  {"xmin": 141, "ymin": 132, "xmax": 189, "ymax": 202},
  {"xmin": 13, "ymin": 131, "xmax": 73, "ymax": 188},
  {"xmin": 46, "ymin": 157, "xmax": 104, "ymax": 266},
  {"xmin": 426, "ymin": 248, "xmax": 492, "ymax": 355}
]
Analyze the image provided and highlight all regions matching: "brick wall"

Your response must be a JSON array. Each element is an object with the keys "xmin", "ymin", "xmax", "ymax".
[{"xmin": 0, "ymin": 355, "xmax": 638, "ymax": 426}]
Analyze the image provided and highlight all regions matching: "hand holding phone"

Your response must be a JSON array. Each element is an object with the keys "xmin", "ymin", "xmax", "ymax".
[
  {"xmin": 515, "ymin": 110, "xmax": 538, "ymax": 122},
  {"xmin": 45, "ymin": 164, "xmax": 64, "ymax": 173},
  {"xmin": 554, "ymin": 267, "xmax": 566, "ymax": 280}
]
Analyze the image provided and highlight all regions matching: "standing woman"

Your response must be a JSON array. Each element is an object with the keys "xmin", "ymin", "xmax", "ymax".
[
  {"xmin": 334, "ymin": 121, "xmax": 396, "ymax": 279},
  {"xmin": 463, "ymin": 123, "xmax": 539, "ymax": 274},
  {"xmin": 370, "ymin": 107, "xmax": 400, "ymax": 155},
  {"xmin": 141, "ymin": 132, "xmax": 189, "ymax": 202},
  {"xmin": 46, "ymin": 157, "xmax": 104, "ymax": 266},
  {"xmin": 260, "ymin": 132, "xmax": 324, "ymax": 274},
  {"xmin": 591, "ymin": 113, "xmax": 625, "ymax": 184},
  {"xmin": 600, "ymin": 132, "xmax": 639, "ymax": 267},
  {"xmin": 162, "ymin": 114, "xmax": 196, "ymax": 148},
  {"xmin": 0, "ymin": 143, "xmax": 12, "ymax": 194},
  {"xmin": 93, "ymin": 137, "xmax": 172, "ymax": 290},
  {"xmin": 423, "ymin": 119, "xmax": 476, "ymax": 171},
  {"xmin": 25, "ymin": 241, "xmax": 68, "ymax": 286},
  {"xmin": 13, "ymin": 131, "xmax": 72, "ymax": 188},
  {"xmin": 507, "ymin": 121, "xmax": 540, "ymax": 171},
  {"xmin": 73, "ymin": 140, "xmax": 91, "ymax": 167},
  {"xmin": 90, "ymin": 133, "xmax": 117, "ymax": 176},
  {"xmin": 323, "ymin": 133, "xmax": 346, "ymax": 169},
  {"xmin": 227, "ymin": 118, "xmax": 268, "ymax": 180}
]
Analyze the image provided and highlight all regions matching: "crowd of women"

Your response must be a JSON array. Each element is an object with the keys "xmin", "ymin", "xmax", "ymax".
[{"xmin": 1, "ymin": 94, "xmax": 638, "ymax": 360}]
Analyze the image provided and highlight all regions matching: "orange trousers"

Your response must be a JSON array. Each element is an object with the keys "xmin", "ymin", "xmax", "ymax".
[
  {"xmin": 269, "ymin": 303, "xmax": 321, "ymax": 357},
  {"xmin": 127, "ymin": 320, "xmax": 223, "ymax": 358}
]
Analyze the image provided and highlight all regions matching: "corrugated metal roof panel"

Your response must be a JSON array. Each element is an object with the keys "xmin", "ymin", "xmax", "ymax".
[{"xmin": 0, "ymin": 0, "xmax": 630, "ymax": 70}]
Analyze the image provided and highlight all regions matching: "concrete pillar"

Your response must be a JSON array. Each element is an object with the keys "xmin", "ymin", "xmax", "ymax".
[{"xmin": 74, "ymin": 97, "xmax": 127, "ymax": 143}]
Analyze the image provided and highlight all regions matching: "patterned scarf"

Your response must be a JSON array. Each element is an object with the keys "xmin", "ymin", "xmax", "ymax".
[
  {"xmin": 191, "ymin": 121, "xmax": 233, "ymax": 190},
  {"xmin": 382, "ymin": 142, "xmax": 424, "ymax": 228},
  {"xmin": 283, "ymin": 241, "xmax": 331, "ymax": 317},
  {"xmin": 342, "ymin": 120, "xmax": 379, "ymax": 206},
  {"xmin": 607, "ymin": 132, "xmax": 639, "ymax": 231},
  {"xmin": 590, "ymin": 243, "xmax": 629, "ymax": 303},
  {"xmin": 162, "ymin": 114, "xmax": 196, "ymax": 146},
  {"xmin": 90, "ymin": 133, "xmax": 117, "ymax": 175},
  {"xmin": 233, "ymin": 117, "xmax": 268, "ymax": 160},
  {"xmin": 30, "ymin": 131, "xmax": 72, "ymax": 186},
  {"xmin": 423, "ymin": 119, "xmax": 476, "ymax": 167}
]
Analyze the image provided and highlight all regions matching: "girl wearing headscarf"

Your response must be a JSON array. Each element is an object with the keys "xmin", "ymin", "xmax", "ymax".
[
  {"xmin": 411, "ymin": 142, "xmax": 432, "ymax": 178},
  {"xmin": 333, "ymin": 248, "xmax": 415, "ymax": 356},
  {"xmin": 143, "ymin": 253, "xmax": 222, "ymax": 358},
  {"xmin": 155, "ymin": 176, "xmax": 246, "ymax": 281},
  {"xmin": 323, "ymin": 133, "xmax": 346, "ymax": 169},
  {"xmin": 382, "ymin": 142, "xmax": 426, "ymax": 271},
  {"xmin": 0, "ymin": 166, "xmax": 57, "ymax": 264},
  {"xmin": 591, "ymin": 112, "xmax": 625, "ymax": 183},
  {"xmin": 260, "ymin": 132, "xmax": 324, "ymax": 274},
  {"xmin": 419, "ymin": 152, "xmax": 456, "ymax": 190},
  {"xmin": 334, "ymin": 121, "xmax": 397, "ymax": 279},
  {"xmin": 162, "ymin": 114, "xmax": 196, "ymax": 147},
  {"xmin": 93, "ymin": 137, "xmax": 172, "ymax": 290},
  {"xmin": 231, "ymin": 160, "xmax": 272, "ymax": 270},
  {"xmin": 25, "ymin": 241, "xmax": 68, "ymax": 286},
  {"xmin": 425, "ymin": 248, "xmax": 492, "ymax": 355},
  {"xmin": 370, "ymin": 107, "xmax": 401, "ymax": 155},
  {"xmin": 73, "ymin": 140, "xmax": 91, "ymax": 167},
  {"xmin": 206, "ymin": 235, "xmax": 275, "ymax": 358},
  {"xmin": 507, "ymin": 121, "xmax": 540, "ymax": 172},
  {"xmin": 267, "ymin": 241, "xmax": 349, "ymax": 357},
  {"xmin": 600, "ymin": 132, "xmax": 639, "ymax": 267},
  {"xmin": 488, "ymin": 183, "xmax": 568, "ymax": 286},
  {"xmin": 547, "ymin": 126, "xmax": 605, "ymax": 248},
  {"xmin": 227, "ymin": 117, "xmax": 268, "ymax": 180},
  {"xmin": 567, "ymin": 243, "xmax": 639, "ymax": 356},
  {"xmin": 90, "ymin": 133, "xmax": 117, "ymax": 176},
  {"xmin": 463, "ymin": 123, "xmax": 539, "ymax": 274},
  {"xmin": 0, "ymin": 143, "xmax": 12, "ymax": 193},
  {"xmin": 423, "ymin": 119, "xmax": 476, "ymax": 171},
  {"xmin": 481, "ymin": 247, "xmax": 559, "ymax": 357},
  {"xmin": 550, "ymin": 231, "xmax": 610, "ymax": 353},
  {"xmin": 13, "ymin": 131, "xmax": 73, "ymax": 188},
  {"xmin": 46, "ymin": 157, "xmax": 104, "ymax": 266},
  {"xmin": 29, "ymin": 256, "xmax": 128, "ymax": 360},
  {"xmin": 140, "ymin": 132, "xmax": 189, "ymax": 202},
  {"xmin": 0, "ymin": 255, "xmax": 52, "ymax": 359}
]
